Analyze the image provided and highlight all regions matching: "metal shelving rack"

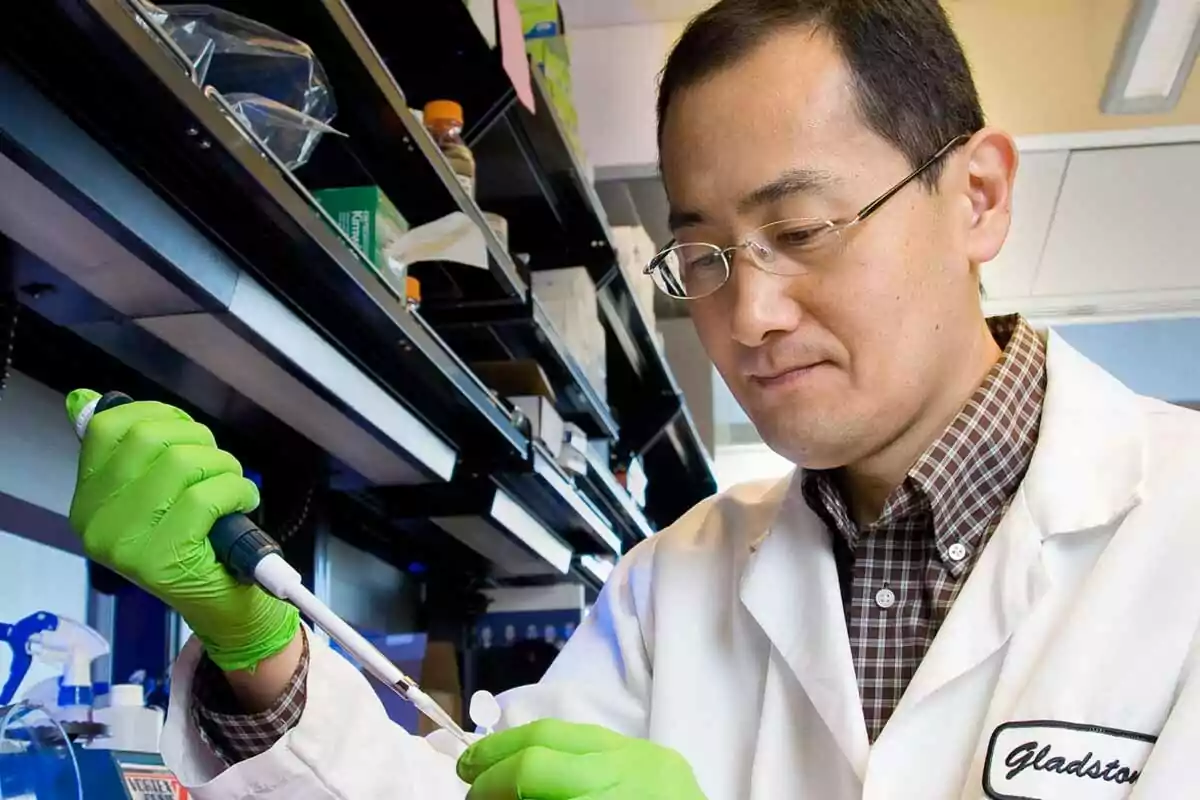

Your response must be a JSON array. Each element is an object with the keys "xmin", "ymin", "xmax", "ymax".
[
  {"xmin": 330, "ymin": 0, "xmax": 718, "ymax": 522},
  {"xmin": 0, "ymin": 0, "xmax": 716, "ymax": 598}
]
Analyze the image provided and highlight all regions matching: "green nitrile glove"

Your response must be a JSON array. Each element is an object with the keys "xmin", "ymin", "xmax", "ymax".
[
  {"xmin": 66, "ymin": 389, "xmax": 299, "ymax": 673},
  {"xmin": 457, "ymin": 719, "xmax": 707, "ymax": 800}
]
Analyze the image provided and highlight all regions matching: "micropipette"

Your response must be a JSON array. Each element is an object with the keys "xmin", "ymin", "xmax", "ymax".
[{"xmin": 72, "ymin": 391, "xmax": 471, "ymax": 745}]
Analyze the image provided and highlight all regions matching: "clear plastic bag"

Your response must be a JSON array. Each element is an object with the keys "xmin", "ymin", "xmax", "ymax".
[
  {"xmin": 135, "ymin": 2, "xmax": 340, "ymax": 168},
  {"xmin": 225, "ymin": 93, "xmax": 345, "ymax": 170}
]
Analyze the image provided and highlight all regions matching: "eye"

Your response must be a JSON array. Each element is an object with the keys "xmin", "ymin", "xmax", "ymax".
[
  {"xmin": 685, "ymin": 252, "xmax": 724, "ymax": 271},
  {"xmin": 773, "ymin": 223, "xmax": 830, "ymax": 250}
]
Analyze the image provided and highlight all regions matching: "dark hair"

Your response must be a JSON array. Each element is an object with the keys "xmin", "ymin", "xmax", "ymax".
[{"xmin": 657, "ymin": 0, "xmax": 985, "ymax": 187}]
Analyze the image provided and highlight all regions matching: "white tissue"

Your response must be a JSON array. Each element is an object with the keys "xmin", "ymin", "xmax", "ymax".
[{"xmin": 392, "ymin": 212, "xmax": 489, "ymax": 271}]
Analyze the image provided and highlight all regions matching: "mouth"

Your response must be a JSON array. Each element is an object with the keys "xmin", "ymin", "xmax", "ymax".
[{"xmin": 748, "ymin": 361, "xmax": 830, "ymax": 389}]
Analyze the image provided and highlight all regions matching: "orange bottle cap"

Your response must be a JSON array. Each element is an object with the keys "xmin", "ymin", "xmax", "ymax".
[
  {"xmin": 423, "ymin": 100, "xmax": 464, "ymax": 125},
  {"xmin": 406, "ymin": 276, "xmax": 422, "ymax": 303}
]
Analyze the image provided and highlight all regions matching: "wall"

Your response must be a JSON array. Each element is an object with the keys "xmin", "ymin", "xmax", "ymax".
[
  {"xmin": 0, "ymin": 371, "xmax": 92, "ymax": 699},
  {"xmin": 0, "ymin": 370, "xmax": 81, "ymax": 515},
  {"xmin": 1053, "ymin": 318, "xmax": 1200, "ymax": 403},
  {"xmin": 946, "ymin": 0, "xmax": 1200, "ymax": 136},
  {"xmin": 657, "ymin": 317, "xmax": 715, "ymax": 454},
  {"xmin": 711, "ymin": 444, "xmax": 792, "ymax": 493},
  {"xmin": 569, "ymin": 21, "xmax": 685, "ymax": 169},
  {"xmin": 568, "ymin": 1, "xmax": 1200, "ymax": 171}
]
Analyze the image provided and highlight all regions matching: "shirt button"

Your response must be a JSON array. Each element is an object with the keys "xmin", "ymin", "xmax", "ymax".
[
  {"xmin": 947, "ymin": 542, "xmax": 969, "ymax": 562},
  {"xmin": 874, "ymin": 587, "xmax": 896, "ymax": 610}
]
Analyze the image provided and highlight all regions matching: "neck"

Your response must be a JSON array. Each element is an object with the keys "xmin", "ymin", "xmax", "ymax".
[{"xmin": 841, "ymin": 318, "xmax": 1003, "ymax": 526}]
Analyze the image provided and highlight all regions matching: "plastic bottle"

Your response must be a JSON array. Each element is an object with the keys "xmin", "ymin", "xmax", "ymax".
[
  {"xmin": 89, "ymin": 684, "xmax": 164, "ymax": 754},
  {"xmin": 423, "ymin": 100, "xmax": 476, "ymax": 198},
  {"xmin": 406, "ymin": 276, "xmax": 422, "ymax": 312}
]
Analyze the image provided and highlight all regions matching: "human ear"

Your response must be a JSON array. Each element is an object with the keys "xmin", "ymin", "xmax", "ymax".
[{"xmin": 960, "ymin": 128, "xmax": 1019, "ymax": 265}]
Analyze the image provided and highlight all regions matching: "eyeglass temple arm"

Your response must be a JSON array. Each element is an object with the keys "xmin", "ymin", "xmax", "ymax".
[
  {"xmin": 854, "ymin": 134, "xmax": 971, "ymax": 224},
  {"xmin": 645, "ymin": 244, "xmax": 690, "ymax": 297},
  {"xmin": 663, "ymin": 267, "xmax": 687, "ymax": 296}
]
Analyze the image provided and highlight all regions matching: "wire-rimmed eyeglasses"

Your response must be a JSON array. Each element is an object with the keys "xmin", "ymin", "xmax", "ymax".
[{"xmin": 644, "ymin": 135, "xmax": 971, "ymax": 300}]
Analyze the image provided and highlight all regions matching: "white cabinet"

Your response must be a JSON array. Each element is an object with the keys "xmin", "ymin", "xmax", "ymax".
[
  {"xmin": 984, "ymin": 149, "xmax": 1070, "ymax": 299},
  {"xmin": 1036, "ymin": 144, "xmax": 1200, "ymax": 296},
  {"xmin": 985, "ymin": 140, "xmax": 1200, "ymax": 323}
]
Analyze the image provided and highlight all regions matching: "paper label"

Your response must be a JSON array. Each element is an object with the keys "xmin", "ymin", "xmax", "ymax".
[
  {"xmin": 122, "ymin": 766, "xmax": 190, "ymax": 800},
  {"xmin": 497, "ymin": 0, "xmax": 536, "ymax": 113}
]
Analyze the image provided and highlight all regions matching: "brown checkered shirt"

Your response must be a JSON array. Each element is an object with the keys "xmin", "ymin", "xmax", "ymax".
[
  {"xmin": 191, "ymin": 629, "xmax": 310, "ymax": 764},
  {"xmin": 193, "ymin": 316, "xmax": 1044, "ymax": 760},
  {"xmin": 802, "ymin": 315, "xmax": 1046, "ymax": 741}
]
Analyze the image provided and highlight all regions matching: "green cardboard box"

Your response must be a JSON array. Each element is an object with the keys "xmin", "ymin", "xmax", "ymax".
[
  {"xmin": 517, "ymin": 0, "xmax": 562, "ymax": 39},
  {"xmin": 314, "ymin": 186, "xmax": 410, "ymax": 285},
  {"xmin": 527, "ymin": 34, "xmax": 570, "ymax": 73}
]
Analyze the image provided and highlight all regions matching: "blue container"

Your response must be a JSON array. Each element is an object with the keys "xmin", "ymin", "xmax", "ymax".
[
  {"xmin": 0, "ymin": 751, "xmax": 82, "ymax": 799},
  {"xmin": 0, "ymin": 704, "xmax": 81, "ymax": 800}
]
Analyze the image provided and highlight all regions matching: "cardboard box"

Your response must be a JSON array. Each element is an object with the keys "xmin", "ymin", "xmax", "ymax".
[
  {"xmin": 529, "ymin": 35, "xmax": 576, "ymax": 121},
  {"xmin": 471, "ymin": 359, "xmax": 567, "ymax": 455},
  {"xmin": 558, "ymin": 421, "xmax": 587, "ymax": 476},
  {"xmin": 516, "ymin": 0, "xmax": 562, "ymax": 39},
  {"xmin": 527, "ymin": 34, "xmax": 570, "ymax": 72},
  {"xmin": 532, "ymin": 268, "xmax": 607, "ymax": 399},
  {"xmin": 611, "ymin": 225, "xmax": 660, "ymax": 325},
  {"xmin": 472, "ymin": 359, "xmax": 557, "ymax": 401},
  {"xmin": 416, "ymin": 641, "xmax": 463, "ymax": 737},
  {"xmin": 314, "ymin": 186, "xmax": 410, "ymax": 284},
  {"xmin": 532, "ymin": 267, "xmax": 596, "ymax": 323},
  {"xmin": 510, "ymin": 395, "xmax": 565, "ymax": 458},
  {"xmin": 627, "ymin": 455, "xmax": 648, "ymax": 508}
]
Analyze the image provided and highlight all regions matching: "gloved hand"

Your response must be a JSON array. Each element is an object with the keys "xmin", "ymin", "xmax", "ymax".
[
  {"xmin": 65, "ymin": 389, "xmax": 298, "ymax": 673},
  {"xmin": 457, "ymin": 719, "xmax": 707, "ymax": 799}
]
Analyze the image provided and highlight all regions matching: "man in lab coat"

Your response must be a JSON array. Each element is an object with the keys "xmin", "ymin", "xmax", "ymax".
[{"xmin": 66, "ymin": 0, "xmax": 1200, "ymax": 798}]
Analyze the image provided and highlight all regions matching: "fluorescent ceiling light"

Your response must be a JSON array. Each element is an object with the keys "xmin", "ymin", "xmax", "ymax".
[{"xmin": 1103, "ymin": 0, "xmax": 1200, "ymax": 114}]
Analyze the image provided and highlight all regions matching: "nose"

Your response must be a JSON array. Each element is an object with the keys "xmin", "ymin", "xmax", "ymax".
[{"xmin": 726, "ymin": 249, "xmax": 803, "ymax": 348}]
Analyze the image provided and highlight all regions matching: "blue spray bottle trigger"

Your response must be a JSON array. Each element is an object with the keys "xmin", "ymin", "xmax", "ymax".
[
  {"xmin": 87, "ymin": 392, "xmax": 282, "ymax": 585},
  {"xmin": 0, "ymin": 612, "xmax": 59, "ymax": 704}
]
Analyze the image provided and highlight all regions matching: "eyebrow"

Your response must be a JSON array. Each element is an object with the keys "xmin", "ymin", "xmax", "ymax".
[
  {"xmin": 667, "ymin": 208, "xmax": 705, "ymax": 231},
  {"xmin": 666, "ymin": 167, "xmax": 839, "ymax": 233},
  {"xmin": 737, "ymin": 168, "xmax": 838, "ymax": 214}
]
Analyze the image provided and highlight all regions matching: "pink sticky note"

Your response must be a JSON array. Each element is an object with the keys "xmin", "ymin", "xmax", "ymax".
[{"xmin": 497, "ymin": 0, "xmax": 536, "ymax": 113}]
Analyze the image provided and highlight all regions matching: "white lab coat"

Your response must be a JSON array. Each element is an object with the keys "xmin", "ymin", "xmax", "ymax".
[{"xmin": 161, "ymin": 331, "xmax": 1200, "ymax": 800}]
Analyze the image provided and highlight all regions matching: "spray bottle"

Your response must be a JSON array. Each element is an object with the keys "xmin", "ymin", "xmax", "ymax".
[{"xmin": 0, "ymin": 612, "xmax": 109, "ymax": 723}]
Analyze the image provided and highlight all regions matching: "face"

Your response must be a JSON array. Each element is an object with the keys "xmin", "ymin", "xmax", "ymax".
[{"xmin": 660, "ymin": 27, "xmax": 1015, "ymax": 469}]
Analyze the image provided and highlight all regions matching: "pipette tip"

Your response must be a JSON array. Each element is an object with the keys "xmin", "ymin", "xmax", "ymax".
[{"xmin": 405, "ymin": 685, "xmax": 472, "ymax": 745}]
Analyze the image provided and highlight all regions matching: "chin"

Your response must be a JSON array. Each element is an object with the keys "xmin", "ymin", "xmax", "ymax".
[{"xmin": 752, "ymin": 414, "xmax": 864, "ymax": 472}]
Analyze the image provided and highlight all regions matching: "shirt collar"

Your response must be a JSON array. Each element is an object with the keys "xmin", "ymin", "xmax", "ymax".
[{"xmin": 801, "ymin": 315, "xmax": 1047, "ymax": 574}]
